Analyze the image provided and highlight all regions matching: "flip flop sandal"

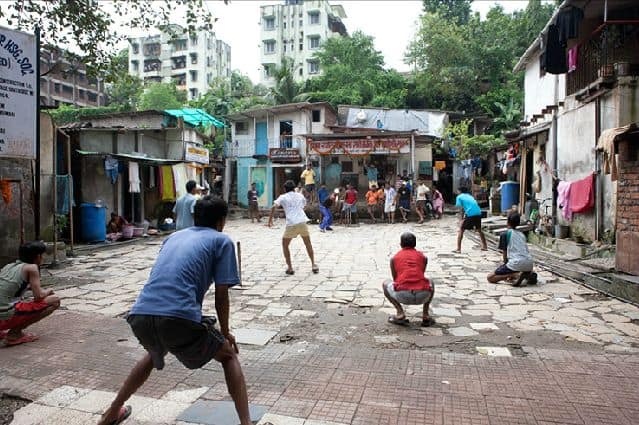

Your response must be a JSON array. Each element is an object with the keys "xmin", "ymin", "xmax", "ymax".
[
  {"xmin": 4, "ymin": 333, "xmax": 39, "ymax": 347},
  {"xmin": 109, "ymin": 405, "xmax": 132, "ymax": 425},
  {"xmin": 312, "ymin": 265, "xmax": 319, "ymax": 274},
  {"xmin": 285, "ymin": 270, "xmax": 295, "ymax": 275},
  {"xmin": 388, "ymin": 316, "xmax": 409, "ymax": 326},
  {"xmin": 421, "ymin": 317, "xmax": 435, "ymax": 327}
]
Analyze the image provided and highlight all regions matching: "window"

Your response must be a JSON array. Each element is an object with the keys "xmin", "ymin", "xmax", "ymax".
[
  {"xmin": 299, "ymin": 40, "xmax": 303, "ymax": 51},
  {"xmin": 264, "ymin": 65, "xmax": 273, "ymax": 78},
  {"xmin": 190, "ymin": 70, "xmax": 198, "ymax": 82},
  {"xmin": 264, "ymin": 17, "xmax": 275, "ymax": 30},
  {"xmin": 312, "ymin": 109, "xmax": 321, "ymax": 122},
  {"xmin": 283, "ymin": 41, "xmax": 287, "ymax": 52},
  {"xmin": 62, "ymin": 84, "xmax": 73, "ymax": 94},
  {"xmin": 54, "ymin": 83, "xmax": 60, "ymax": 93},
  {"xmin": 342, "ymin": 161, "xmax": 353, "ymax": 173},
  {"xmin": 77, "ymin": 72, "xmax": 86, "ymax": 82},
  {"xmin": 309, "ymin": 37, "xmax": 320, "ymax": 50},
  {"xmin": 173, "ymin": 73, "xmax": 186, "ymax": 85},
  {"xmin": 207, "ymin": 73, "xmax": 213, "ymax": 83},
  {"xmin": 283, "ymin": 22, "xmax": 287, "ymax": 29},
  {"xmin": 131, "ymin": 60, "xmax": 139, "ymax": 71},
  {"xmin": 308, "ymin": 61, "xmax": 319, "ymax": 74},
  {"xmin": 299, "ymin": 68, "xmax": 303, "ymax": 76},
  {"xmin": 144, "ymin": 59, "xmax": 160, "ymax": 72},
  {"xmin": 299, "ymin": 19, "xmax": 303, "ymax": 27},
  {"xmin": 172, "ymin": 39, "xmax": 187, "ymax": 51},
  {"xmin": 309, "ymin": 12, "xmax": 320, "ymax": 25},
  {"xmin": 78, "ymin": 89, "xmax": 86, "ymax": 99},
  {"xmin": 190, "ymin": 53, "xmax": 198, "ymax": 64},
  {"xmin": 235, "ymin": 121, "xmax": 249, "ymax": 135},
  {"xmin": 190, "ymin": 35, "xmax": 198, "ymax": 46},
  {"xmin": 131, "ymin": 43, "xmax": 139, "ymax": 54},
  {"xmin": 264, "ymin": 40, "xmax": 276, "ymax": 54},
  {"xmin": 190, "ymin": 88, "xmax": 198, "ymax": 99}
]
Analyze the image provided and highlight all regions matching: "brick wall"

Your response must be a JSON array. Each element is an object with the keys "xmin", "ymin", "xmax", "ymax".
[{"xmin": 616, "ymin": 137, "xmax": 639, "ymax": 275}]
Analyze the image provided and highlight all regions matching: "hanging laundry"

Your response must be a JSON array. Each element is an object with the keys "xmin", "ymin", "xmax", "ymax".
[
  {"xmin": 186, "ymin": 164, "xmax": 197, "ymax": 182},
  {"xmin": 172, "ymin": 163, "xmax": 189, "ymax": 198},
  {"xmin": 160, "ymin": 165, "xmax": 176, "ymax": 201},
  {"xmin": 542, "ymin": 25, "xmax": 568, "ymax": 74},
  {"xmin": 129, "ymin": 161, "xmax": 141, "ymax": 193},
  {"xmin": 104, "ymin": 156, "xmax": 119, "ymax": 184},
  {"xmin": 571, "ymin": 174, "xmax": 595, "ymax": 214},
  {"xmin": 596, "ymin": 123, "xmax": 637, "ymax": 181},
  {"xmin": 556, "ymin": 7, "xmax": 584, "ymax": 46},
  {"xmin": 56, "ymin": 175, "xmax": 74, "ymax": 214},
  {"xmin": 557, "ymin": 180, "xmax": 573, "ymax": 221},
  {"xmin": 568, "ymin": 46, "xmax": 578, "ymax": 73},
  {"xmin": 435, "ymin": 161, "xmax": 447, "ymax": 171},
  {"xmin": 0, "ymin": 180, "xmax": 11, "ymax": 204}
]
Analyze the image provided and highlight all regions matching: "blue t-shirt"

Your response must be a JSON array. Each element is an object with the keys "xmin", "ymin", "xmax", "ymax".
[
  {"xmin": 129, "ymin": 227, "xmax": 240, "ymax": 323},
  {"xmin": 455, "ymin": 193, "xmax": 481, "ymax": 217},
  {"xmin": 172, "ymin": 193, "xmax": 197, "ymax": 230},
  {"xmin": 367, "ymin": 167, "xmax": 378, "ymax": 182},
  {"xmin": 318, "ymin": 187, "xmax": 329, "ymax": 204}
]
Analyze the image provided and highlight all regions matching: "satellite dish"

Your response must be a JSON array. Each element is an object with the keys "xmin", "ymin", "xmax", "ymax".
[{"xmin": 356, "ymin": 110, "xmax": 367, "ymax": 123}]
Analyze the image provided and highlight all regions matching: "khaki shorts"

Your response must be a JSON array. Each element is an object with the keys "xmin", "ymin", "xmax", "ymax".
[{"xmin": 283, "ymin": 223, "xmax": 310, "ymax": 239}]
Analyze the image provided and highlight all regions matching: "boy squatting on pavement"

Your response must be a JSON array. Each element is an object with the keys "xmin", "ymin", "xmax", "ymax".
[
  {"xmin": 98, "ymin": 197, "xmax": 252, "ymax": 425},
  {"xmin": 383, "ymin": 232, "xmax": 435, "ymax": 327},
  {"xmin": 0, "ymin": 241, "xmax": 60, "ymax": 346},
  {"xmin": 487, "ymin": 212, "xmax": 538, "ymax": 287}
]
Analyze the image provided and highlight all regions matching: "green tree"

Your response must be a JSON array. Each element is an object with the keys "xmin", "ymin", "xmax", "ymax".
[
  {"xmin": 423, "ymin": 0, "xmax": 472, "ymax": 24},
  {"xmin": 0, "ymin": 1, "xmax": 218, "ymax": 75},
  {"xmin": 269, "ymin": 58, "xmax": 309, "ymax": 105},
  {"xmin": 138, "ymin": 83, "xmax": 186, "ymax": 111},
  {"xmin": 445, "ymin": 119, "xmax": 504, "ymax": 160},
  {"xmin": 305, "ymin": 31, "xmax": 406, "ymax": 108},
  {"xmin": 105, "ymin": 49, "xmax": 142, "ymax": 110}
]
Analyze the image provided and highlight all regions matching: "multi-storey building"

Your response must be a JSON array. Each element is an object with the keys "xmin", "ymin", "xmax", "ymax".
[
  {"xmin": 128, "ymin": 24, "xmax": 232, "ymax": 101},
  {"xmin": 39, "ymin": 47, "xmax": 107, "ymax": 108},
  {"xmin": 259, "ymin": 0, "xmax": 347, "ymax": 87}
]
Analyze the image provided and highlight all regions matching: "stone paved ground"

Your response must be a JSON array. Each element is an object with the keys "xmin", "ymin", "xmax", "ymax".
[{"xmin": 2, "ymin": 216, "xmax": 639, "ymax": 424}]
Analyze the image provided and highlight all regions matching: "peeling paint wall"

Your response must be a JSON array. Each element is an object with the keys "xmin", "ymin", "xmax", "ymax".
[{"xmin": 0, "ymin": 159, "xmax": 35, "ymax": 266}]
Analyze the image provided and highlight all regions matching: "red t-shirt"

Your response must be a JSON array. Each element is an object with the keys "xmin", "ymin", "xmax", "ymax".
[
  {"xmin": 393, "ymin": 247, "xmax": 431, "ymax": 291},
  {"xmin": 345, "ymin": 189, "xmax": 358, "ymax": 204}
]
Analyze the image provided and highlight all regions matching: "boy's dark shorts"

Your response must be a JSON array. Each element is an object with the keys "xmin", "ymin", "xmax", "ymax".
[
  {"xmin": 494, "ymin": 264, "xmax": 516, "ymax": 275},
  {"xmin": 462, "ymin": 215, "xmax": 482, "ymax": 230},
  {"xmin": 127, "ymin": 314, "xmax": 225, "ymax": 370}
]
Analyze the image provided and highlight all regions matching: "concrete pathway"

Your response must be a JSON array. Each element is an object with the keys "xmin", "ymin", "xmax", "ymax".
[{"xmin": 2, "ymin": 216, "xmax": 639, "ymax": 424}]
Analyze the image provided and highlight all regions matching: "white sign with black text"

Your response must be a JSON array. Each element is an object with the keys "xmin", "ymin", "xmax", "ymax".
[{"xmin": 0, "ymin": 26, "xmax": 37, "ymax": 159}]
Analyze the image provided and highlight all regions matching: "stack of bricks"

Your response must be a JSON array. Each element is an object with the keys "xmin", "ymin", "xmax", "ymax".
[{"xmin": 615, "ymin": 137, "xmax": 639, "ymax": 275}]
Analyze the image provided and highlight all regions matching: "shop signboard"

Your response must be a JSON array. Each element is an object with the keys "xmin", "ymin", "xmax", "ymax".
[
  {"xmin": 0, "ymin": 26, "xmax": 37, "ymax": 159},
  {"xmin": 269, "ymin": 147, "xmax": 301, "ymax": 163},
  {"xmin": 307, "ymin": 137, "xmax": 410, "ymax": 156},
  {"xmin": 185, "ymin": 142, "xmax": 209, "ymax": 164}
]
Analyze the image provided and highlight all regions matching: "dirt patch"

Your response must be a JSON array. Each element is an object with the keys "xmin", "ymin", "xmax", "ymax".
[{"xmin": 0, "ymin": 395, "xmax": 29, "ymax": 425}]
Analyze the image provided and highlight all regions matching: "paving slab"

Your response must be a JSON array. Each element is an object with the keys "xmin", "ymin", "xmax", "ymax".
[
  {"xmin": 469, "ymin": 323, "xmax": 499, "ymax": 331},
  {"xmin": 177, "ymin": 400, "xmax": 267, "ymax": 425},
  {"xmin": 233, "ymin": 328, "xmax": 278, "ymax": 346},
  {"xmin": 448, "ymin": 326, "xmax": 479, "ymax": 337},
  {"xmin": 476, "ymin": 346, "xmax": 512, "ymax": 357}
]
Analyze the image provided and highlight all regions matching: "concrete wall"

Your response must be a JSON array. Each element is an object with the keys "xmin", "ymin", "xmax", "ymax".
[
  {"xmin": 237, "ymin": 157, "xmax": 258, "ymax": 207},
  {"xmin": 39, "ymin": 113, "xmax": 56, "ymax": 241},
  {"xmin": 523, "ymin": 53, "xmax": 566, "ymax": 120},
  {"xmin": 615, "ymin": 137, "xmax": 639, "ymax": 275},
  {"xmin": 0, "ymin": 159, "xmax": 35, "ymax": 266}
]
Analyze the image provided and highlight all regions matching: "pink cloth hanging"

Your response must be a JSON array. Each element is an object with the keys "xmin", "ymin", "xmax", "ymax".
[
  {"xmin": 568, "ymin": 46, "xmax": 578, "ymax": 72},
  {"xmin": 557, "ymin": 180, "xmax": 572, "ymax": 221}
]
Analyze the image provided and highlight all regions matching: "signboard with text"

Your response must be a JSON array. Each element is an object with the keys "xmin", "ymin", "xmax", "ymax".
[
  {"xmin": 0, "ymin": 26, "xmax": 37, "ymax": 159},
  {"xmin": 269, "ymin": 147, "xmax": 301, "ymax": 163},
  {"xmin": 185, "ymin": 142, "xmax": 210, "ymax": 164},
  {"xmin": 307, "ymin": 137, "xmax": 410, "ymax": 156}
]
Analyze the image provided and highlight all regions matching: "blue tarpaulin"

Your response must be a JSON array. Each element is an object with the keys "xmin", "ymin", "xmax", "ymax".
[{"xmin": 163, "ymin": 108, "xmax": 225, "ymax": 128}]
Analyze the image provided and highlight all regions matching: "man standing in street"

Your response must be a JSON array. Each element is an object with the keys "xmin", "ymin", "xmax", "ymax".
[
  {"xmin": 396, "ymin": 181, "xmax": 412, "ymax": 223},
  {"xmin": 247, "ymin": 182, "xmax": 261, "ymax": 223},
  {"xmin": 384, "ymin": 182, "xmax": 397, "ymax": 224},
  {"xmin": 300, "ymin": 164, "xmax": 317, "ymax": 203},
  {"xmin": 268, "ymin": 180, "xmax": 319, "ymax": 275},
  {"xmin": 454, "ymin": 187, "xmax": 488, "ymax": 253},
  {"xmin": 366, "ymin": 184, "xmax": 379, "ymax": 224},
  {"xmin": 98, "ymin": 197, "xmax": 252, "ymax": 425},
  {"xmin": 173, "ymin": 180, "xmax": 198, "ymax": 230}
]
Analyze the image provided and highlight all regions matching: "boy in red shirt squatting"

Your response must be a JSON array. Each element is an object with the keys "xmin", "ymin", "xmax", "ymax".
[{"xmin": 383, "ymin": 232, "xmax": 434, "ymax": 327}]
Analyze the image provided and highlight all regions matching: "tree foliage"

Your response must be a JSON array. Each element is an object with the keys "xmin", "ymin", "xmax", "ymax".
[
  {"xmin": 407, "ymin": 0, "xmax": 555, "ymax": 134},
  {"xmin": 269, "ymin": 58, "xmax": 309, "ymax": 105},
  {"xmin": 138, "ymin": 83, "xmax": 186, "ymax": 111},
  {"xmin": 445, "ymin": 119, "xmax": 504, "ymax": 160},
  {"xmin": 423, "ymin": 0, "xmax": 472, "ymax": 25},
  {"xmin": 305, "ymin": 31, "xmax": 406, "ymax": 108},
  {"xmin": 0, "ymin": 0, "xmax": 216, "ymax": 75}
]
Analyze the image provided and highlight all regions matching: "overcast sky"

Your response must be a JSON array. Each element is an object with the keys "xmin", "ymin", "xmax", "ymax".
[{"xmin": 202, "ymin": 0, "xmax": 532, "ymax": 82}]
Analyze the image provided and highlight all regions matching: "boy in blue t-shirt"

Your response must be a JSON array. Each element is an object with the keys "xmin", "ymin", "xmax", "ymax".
[
  {"xmin": 98, "ymin": 197, "xmax": 251, "ymax": 425},
  {"xmin": 454, "ymin": 187, "xmax": 487, "ymax": 253}
]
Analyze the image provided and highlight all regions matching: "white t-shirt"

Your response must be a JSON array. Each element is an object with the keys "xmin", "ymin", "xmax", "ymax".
[
  {"xmin": 384, "ymin": 188, "xmax": 396, "ymax": 205},
  {"xmin": 416, "ymin": 184, "xmax": 430, "ymax": 201},
  {"xmin": 274, "ymin": 191, "xmax": 309, "ymax": 226}
]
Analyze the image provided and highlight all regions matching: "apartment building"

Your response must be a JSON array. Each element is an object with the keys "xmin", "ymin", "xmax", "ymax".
[
  {"xmin": 128, "ymin": 24, "xmax": 232, "ymax": 101},
  {"xmin": 259, "ymin": 0, "xmax": 347, "ymax": 87},
  {"xmin": 39, "ymin": 47, "xmax": 107, "ymax": 108}
]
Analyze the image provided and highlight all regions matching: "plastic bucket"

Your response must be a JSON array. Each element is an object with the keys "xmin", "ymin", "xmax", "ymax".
[{"xmin": 80, "ymin": 203, "xmax": 106, "ymax": 243}]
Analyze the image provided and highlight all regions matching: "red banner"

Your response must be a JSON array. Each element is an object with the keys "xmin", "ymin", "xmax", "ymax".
[{"xmin": 307, "ymin": 138, "xmax": 410, "ymax": 156}]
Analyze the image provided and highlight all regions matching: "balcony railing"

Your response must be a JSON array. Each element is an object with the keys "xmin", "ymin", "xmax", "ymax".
[{"xmin": 567, "ymin": 23, "xmax": 639, "ymax": 96}]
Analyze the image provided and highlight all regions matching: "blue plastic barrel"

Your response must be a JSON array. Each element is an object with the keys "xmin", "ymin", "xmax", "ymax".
[
  {"xmin": 500, "ymin": 182, "xmax": 520, "ymax": 212},
  {"xmin": 80, "ymin": 203, "xmax": 106, "ymax": 242}
]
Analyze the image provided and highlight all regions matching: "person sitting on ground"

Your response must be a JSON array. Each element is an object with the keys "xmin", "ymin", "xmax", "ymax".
[
  {"xmin": 382, "ymin": 232, "xmax": 434, "ymax": 327},
  {"xmin": 0, "ymin": 241, "xmax": 60, "ymax": 346},
  {"xmin": 366, "ymin": 185, "xmax": 379, "ymax": 224},
  {"xmin": 98, "ymin": 197, "xmax": 252, "ymax": 425},
  {"xmin": 454, "ymin": 187, "xmax": 487, "ymax": 252},
  {"xmin": 107, "ymin": 212, "xmax": 128, "ymax": 234},
  {"xmin": 395, "ymin": 181, "xmax": 412, "ymax": 223},
  {"xmin": 487, "ymin": 213, "xmax": 537, "ymax": 286}
]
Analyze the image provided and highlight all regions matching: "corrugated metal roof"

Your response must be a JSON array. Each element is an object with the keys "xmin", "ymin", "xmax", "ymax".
[
  {"xmin": 341, "ymin": 107, "xmax": 448, "ymax": 138},
  {"xmin": 163, "ymin": 108, "xmax": 225, "ymax": 128}
]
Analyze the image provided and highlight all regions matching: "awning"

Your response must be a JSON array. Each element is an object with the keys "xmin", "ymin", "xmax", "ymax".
[
  {"xmin": 75, "ymin": 150, "xmax": 182, "ymax": 165},
  {"xmin": 163, "ymin": 108, "xmax": 225, "ymax": 128}
]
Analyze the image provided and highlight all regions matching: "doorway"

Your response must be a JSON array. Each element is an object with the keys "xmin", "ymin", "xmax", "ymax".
[{"xmin": 256, "ymin": 121, "xmax": 268, "ymax": 156}]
